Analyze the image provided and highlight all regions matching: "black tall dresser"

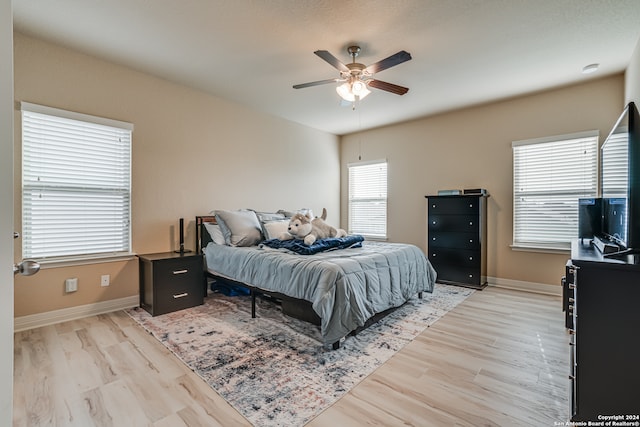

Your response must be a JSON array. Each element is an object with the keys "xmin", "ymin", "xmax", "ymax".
[{"xmin": 426, "ymin": 194, "xmax": 488, "ymax": 289}]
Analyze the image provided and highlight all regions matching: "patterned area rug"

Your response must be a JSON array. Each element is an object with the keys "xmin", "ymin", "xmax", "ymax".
[{"xmin": 125, "ymin": 283, "xmax": 474, "ymax": 426}]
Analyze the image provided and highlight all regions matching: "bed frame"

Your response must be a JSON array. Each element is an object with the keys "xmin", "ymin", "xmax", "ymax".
[{"xmin": 195, "ymin": 215, "xmax": 420, "ymax": 350}]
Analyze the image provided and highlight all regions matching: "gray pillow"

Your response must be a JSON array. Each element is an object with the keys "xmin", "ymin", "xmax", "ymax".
[
  {"xmin": 203, "ymin": 222, "xmax": 226, "ymax": 245},
  {"xmin": 261, "ymin": 219, "xmax": 290, "ymax": 240},
  {"xmin": 214, "ymin": 210, "xmax": 262, "ymax": 247},
  {"xmin": 277, "ymin": 208, "xmax": 314, "ymax": 218},
  {"xmin": 254, "ymin": 211, "xmax": 286, "ymax": 223}
]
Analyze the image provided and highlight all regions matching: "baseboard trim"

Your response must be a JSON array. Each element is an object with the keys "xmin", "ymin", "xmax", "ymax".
[
  {"xmin": 487, "ymin": 276, "xmax": 561, "ymax": 296},
  {"xmin": 14, "ymin": 295, "xmax": 139, "ymax": 332}
]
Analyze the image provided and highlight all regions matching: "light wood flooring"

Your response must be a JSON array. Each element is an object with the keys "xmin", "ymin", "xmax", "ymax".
[{"xmin": 13, "ymin": 286, "xmax": 570, "ymax": 426}]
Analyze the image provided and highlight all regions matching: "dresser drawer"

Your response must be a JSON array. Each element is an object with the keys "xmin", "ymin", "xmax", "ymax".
[
  {"xmin": 428, "ymin": 197, "xmax": 479, "ymax": 214},
  {"xmin": 428, "ymin": 214, "xmax": 479, "ymax": 232},
  {"xmin": 429, "ymin": 231, "xmax": 480, "ymax": 250},
  {"xmin": 429, "ymin": 248, "xmax": 480, "ymax": 268},
  {"xmin": 429, "ymin": 248, "xmax": 482, "ymax": 285},
  {"xmin": 430, "ymin": 260, "xmax": 482, "ymax": 285}
]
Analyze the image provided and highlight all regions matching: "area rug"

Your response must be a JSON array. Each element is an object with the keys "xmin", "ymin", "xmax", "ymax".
[{"xmin": 125, "ymin": 283, "xmax": 474, "ymax": 426}]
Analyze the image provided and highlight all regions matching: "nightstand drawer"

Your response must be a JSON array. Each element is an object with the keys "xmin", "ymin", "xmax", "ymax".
[
  {"xmin": 154, "ymin": 258, "xmax": 202, "ymax": 287},
  {"xmin": 154, "ymin": 279, "xmax": 202, "ymax": 315},
  {"xmin": 139, "ymin": 252, "xmax": 205, "ymax": 316}
]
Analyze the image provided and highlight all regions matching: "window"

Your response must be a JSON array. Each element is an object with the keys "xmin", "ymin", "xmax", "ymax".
[
  {"xmin": 512, "ymin": 131, "xmax": 598, "ymax": 250},
  {"xmin": 21, "ymin": 102, "xmax": 133, "ymax": 260},
  {"xmin": 348, "ymin": 160, "xmax": 387, "ymax": 238}
]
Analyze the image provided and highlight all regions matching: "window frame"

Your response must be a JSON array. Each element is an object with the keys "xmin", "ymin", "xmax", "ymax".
[
  {"xmin": 512, "ymin": 130, "xmax": 598, "ymax": 252},
  {"xmin": 347, "ymin": 159, "xmax": 388, "ymax": 240},
  {"xmin": 20, "ymin": 102, "xmax": 134, "ymax": 264}
]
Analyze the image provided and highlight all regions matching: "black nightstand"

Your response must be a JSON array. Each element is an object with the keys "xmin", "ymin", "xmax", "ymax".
[{"xmin": 138, "ymin": 252, "xmax": 205, "ymax": 316}]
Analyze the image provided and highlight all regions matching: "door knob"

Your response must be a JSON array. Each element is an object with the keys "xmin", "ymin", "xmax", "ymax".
[{"xmin": 13, "ymin": 260, "xmax": 40, "ymax": 276}]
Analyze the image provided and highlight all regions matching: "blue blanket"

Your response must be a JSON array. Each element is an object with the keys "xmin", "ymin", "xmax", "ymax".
[{"xmin": 260, "ymin": 235, "xmax": 365, "ymax": 255}]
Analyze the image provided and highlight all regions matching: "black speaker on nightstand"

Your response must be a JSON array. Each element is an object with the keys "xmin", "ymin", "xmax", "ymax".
[
  {"xmin": 578, "ymin": 198, "xmax": 602, "ymax": 240},
  {"xmin": 174, "ymin": 217, "xmax": 192, "ymax": 254}
]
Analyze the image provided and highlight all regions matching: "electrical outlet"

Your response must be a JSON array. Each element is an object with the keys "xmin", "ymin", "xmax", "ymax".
[
  {"xmin": 100, "ymin": 274, "xmax": 110, "ymax": 287},
  {"xmin": 65, "ymin": 277, "xmax": 78, "ymax": 293}
]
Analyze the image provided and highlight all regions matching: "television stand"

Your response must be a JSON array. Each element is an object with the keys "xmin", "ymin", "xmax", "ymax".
[{"xmin": 566, "ymin": 240, "xmax": 640, "ymax": 420}]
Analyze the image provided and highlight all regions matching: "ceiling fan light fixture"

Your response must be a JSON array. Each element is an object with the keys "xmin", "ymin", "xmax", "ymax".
[
  {"xmin": 336, "ymin": 82, "xmax": 355, "ymax": 102},
  {"xmin": 351, "ymin": 80, "xmax": 371, "ymax": 99},
  {"xmin": 336, "ymin": 79, "xmax": 371, "ymax": 102}
]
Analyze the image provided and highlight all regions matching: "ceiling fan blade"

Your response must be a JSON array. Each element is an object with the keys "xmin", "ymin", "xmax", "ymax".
[
  {"xmin": 314, "ymin": 50, "xmax": 350, "ymax": 72},
  {"xmin": 364, "ymin": 50, "xmax": 412, "ymax": 74},
  {"xmin": 293, "ymin": 78, "xmax": 340, "ymax": 89},
  {"xmin": 367, "ymin": 79, "xmax": 409, "ymax": 95}
]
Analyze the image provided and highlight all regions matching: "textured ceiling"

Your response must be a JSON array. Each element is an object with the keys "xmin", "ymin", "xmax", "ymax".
[{"xmin": 12, "ymin": 0, "xmax": 640, "ymax": 135}]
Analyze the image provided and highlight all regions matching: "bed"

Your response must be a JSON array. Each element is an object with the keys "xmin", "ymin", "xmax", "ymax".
[{"xmin": 196, "ymin": 211, "xmax": 436, "ymax": 349}]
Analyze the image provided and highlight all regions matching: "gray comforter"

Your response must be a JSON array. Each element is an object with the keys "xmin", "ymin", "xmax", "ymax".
[{"xmin": 203, "ymin": 240, "xmax": 436, "ymax": 345}]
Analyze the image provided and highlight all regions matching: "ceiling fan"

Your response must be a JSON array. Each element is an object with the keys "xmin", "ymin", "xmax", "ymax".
[{"xmin": 293, "ymin": 45, "xmax": 412, "ymax": 104}]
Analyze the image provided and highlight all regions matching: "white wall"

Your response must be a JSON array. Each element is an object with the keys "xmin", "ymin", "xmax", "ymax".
[
  {"xmin": 626, "ymin": 37, "xmax": 640, "ymax": 105},
  {"xmin": 13, "ymin": 33, "xmax": 340, "ymax": 317},
  {"xmin": 341, "ymin": 75, "xmax": 624, "ymax": 288}
]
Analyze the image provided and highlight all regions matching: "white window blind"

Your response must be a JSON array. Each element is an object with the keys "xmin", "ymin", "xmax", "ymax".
[
  {"xmin": 512, "ymin": 132, "xmax": 598, "ymax": 250},
  {"xmin": 348, "ymin": 160, "xmax": 387, "ymax": 238},
  {"xmin": 21, "ymin": 103, "xmax": 133, "ymax": 260}
]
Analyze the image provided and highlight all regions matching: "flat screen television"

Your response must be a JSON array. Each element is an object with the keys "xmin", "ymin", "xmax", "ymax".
[{"xmin": 600, "ymin": 101, "xmax": 640, "ymax": 254}]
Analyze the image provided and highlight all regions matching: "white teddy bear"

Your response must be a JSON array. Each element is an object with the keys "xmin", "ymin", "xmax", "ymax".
[{"xmin": 279, "ymin": 208, "xmax": 347, "ymax": 245}]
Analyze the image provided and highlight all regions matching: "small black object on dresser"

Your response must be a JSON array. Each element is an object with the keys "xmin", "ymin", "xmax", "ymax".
[
  {"xmin": 425, "ymin": 194, "xmax": 488, "ymax": 289},
  {"xmin": 138, "ymin": 252, "xmax": 205, "ymax": 316}
]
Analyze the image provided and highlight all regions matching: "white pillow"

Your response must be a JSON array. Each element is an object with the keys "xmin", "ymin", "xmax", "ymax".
[
  {"xmin": 203, "ymin": 222, "xmax": 226, "ymax": 245},
  {"xmin": 215, "ymin": 209, "xmax": 262, "ymax": 247},
  {"xmin": 262, "ymin": 219, "xmax": 290, "ymax": 240}
]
